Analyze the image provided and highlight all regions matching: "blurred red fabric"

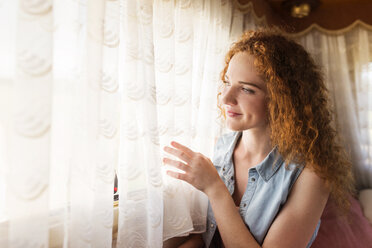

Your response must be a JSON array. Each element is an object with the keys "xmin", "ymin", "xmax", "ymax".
[{"xmin": 311, "ymin": 195, "xmax": 372, "ymax": 248}]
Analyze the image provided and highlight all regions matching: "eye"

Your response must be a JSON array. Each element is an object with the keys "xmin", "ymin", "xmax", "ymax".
[{"xmin": 242, "ymin": 88, "xmax": 255, "ymax": 94}]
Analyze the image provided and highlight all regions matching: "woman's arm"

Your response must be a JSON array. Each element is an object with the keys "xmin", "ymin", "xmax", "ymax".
[
  {"xmin": 206, "ymin": 180, "xmax": 261, "ymax": 248},
  {"xmin": 207, "ymin": 167, "xmax": 329, "ymax": 248},
  {"xmin": 262, "ymin": 167, "xmax": 330, "ymax": 248},
  {"xmin": 163, "ymin": 142, "xmax": 329, "ymax": 248}
]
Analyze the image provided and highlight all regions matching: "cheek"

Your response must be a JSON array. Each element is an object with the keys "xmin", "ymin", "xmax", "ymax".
[{"xmin": 243, "ymin": 97, "xmax": 267, "ymax": 114}]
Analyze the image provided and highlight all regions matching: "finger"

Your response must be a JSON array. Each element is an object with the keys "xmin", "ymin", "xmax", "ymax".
[
  {"xmin": 163, "ymin": 146, "xmax": 191, "ymax": 163},
  {"xmin": 163, "ymin": 158, "xmax": 190, "ymax": 172},
  {"xmin": 170, "ymin": 141, "xmax": 195, "ymax": 156},
  {"xmin": 166, "ymin": 170, "xmax": 188, "ymax": 181}
]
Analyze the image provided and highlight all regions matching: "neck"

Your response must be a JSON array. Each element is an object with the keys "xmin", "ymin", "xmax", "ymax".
[{"xmin": 235, "ymin": 126, "xmax": 272, "ymax": 164}]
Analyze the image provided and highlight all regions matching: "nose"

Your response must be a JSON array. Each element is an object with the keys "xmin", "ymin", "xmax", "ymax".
[{"xmin": 221, "ymin": 86, "xmax": 237, "ymax": 106}]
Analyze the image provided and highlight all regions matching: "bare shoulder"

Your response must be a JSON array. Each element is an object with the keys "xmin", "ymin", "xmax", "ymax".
[
  {"xmin": 262, "ymin": 167, "xmax": 330, "ymax": 248},
  {"xmin": 294, "ymin": 166, "xmax": 330, "ymax": 197}
]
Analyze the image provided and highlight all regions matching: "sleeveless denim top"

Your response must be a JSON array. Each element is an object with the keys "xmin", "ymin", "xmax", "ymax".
[{"xmin": 202, "ymin": 131, "xmax": 320, "ymax": 247}]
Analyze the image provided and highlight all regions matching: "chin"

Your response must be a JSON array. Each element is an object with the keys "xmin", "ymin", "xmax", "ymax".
[{"xmin": 226, "ymin": 121, "xmax": 247, "ymax": 132}]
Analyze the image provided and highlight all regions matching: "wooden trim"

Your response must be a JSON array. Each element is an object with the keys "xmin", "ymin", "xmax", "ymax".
[{"xmin": 236, "ymin": 0, "xmax": 372, "ymax": 33}]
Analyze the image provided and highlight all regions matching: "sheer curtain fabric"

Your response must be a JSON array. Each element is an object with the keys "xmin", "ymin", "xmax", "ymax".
[{"xmin": 0, "ymin": 0, "xmax": 258, "ymax": 247}]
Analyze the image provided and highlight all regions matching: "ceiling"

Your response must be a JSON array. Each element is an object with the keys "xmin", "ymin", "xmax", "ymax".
[
  {"xmin": 265, "ymin": 0, "xmax": 371, "ymax": 3},
  {"xmin": 238, "ymin": 0, "xmax": 372, "ymax": 32}
]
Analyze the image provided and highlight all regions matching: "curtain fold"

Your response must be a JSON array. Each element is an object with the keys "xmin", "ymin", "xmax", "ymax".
[
  {"xmin": 0, "ymin": 0, "xmax": 257, "ymax": 247},
  {"xmin": 347, "ymin": 27, "xmax": 372, "ymax": 188},
  {"xmin": 1, "ymin": 0, "xmax": 120, "ymax": 247},
  {"xmin": 117, "ymin": 0, "xmax": 163, "ymax": 247},
  {"xmin": 8, "ymin": 0, "xmax": 53, "ymax": 246},
  {"xmin": 117, "ymin": 0, "xmax": 248, "ymax": 245}
]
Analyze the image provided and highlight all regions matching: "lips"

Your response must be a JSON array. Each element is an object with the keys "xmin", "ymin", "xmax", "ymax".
[
  {"xmin": 226, "ymin": 110, "xmax": 242, "ymax": 117},
  {"xmin": 227, "ymin": 110, "xmax": 241, "ymax": 115}
]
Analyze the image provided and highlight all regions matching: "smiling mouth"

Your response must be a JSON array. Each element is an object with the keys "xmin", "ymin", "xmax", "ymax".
[{"xmin": 227, "ymin": 111, "xmax": 242, "ymax": 117}]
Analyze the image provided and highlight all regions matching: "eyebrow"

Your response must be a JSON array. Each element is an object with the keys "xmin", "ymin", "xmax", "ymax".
[{"xmin": 224, "ymin": 75, "xmax": 262, "ymax": 90}]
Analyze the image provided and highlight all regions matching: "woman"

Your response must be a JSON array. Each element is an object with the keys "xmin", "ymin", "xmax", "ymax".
[{"xmin": 163, "ymin": 29, "xmax": 354, "ymax": 248}]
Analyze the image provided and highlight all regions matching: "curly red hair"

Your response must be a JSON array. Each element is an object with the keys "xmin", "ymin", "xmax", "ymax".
[{"xmin": 218, "ymin": 29, "xmax": 355, "ymax": 214}]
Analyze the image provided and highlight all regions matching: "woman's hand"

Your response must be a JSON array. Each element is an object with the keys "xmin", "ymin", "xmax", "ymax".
[{"xmin": 163, "ymin": 141, "xmax": 223, "ymax": 196}]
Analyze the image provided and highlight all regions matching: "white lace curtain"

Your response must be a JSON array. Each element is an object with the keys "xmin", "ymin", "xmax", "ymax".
[
  {"xmin": 5, "ymin": 1, "xmax": 371, "ymax": 247},
  {"xmin": 294, "ymin": 27, "xmax": 372, "ymax": 189},
  {"xmin": 0, "ymin": 0, "xmax": 262, "ymax": 247},
  {"xmin": 117, "ymin": 0, "xmax": 237, "ymax": 245}
]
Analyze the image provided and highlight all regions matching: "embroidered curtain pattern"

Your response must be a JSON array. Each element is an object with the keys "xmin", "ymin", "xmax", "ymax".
[
  {"xmin": 0, "ymin": 0, "xmax": 263, "ymax": 247},
  {"xmin": 117, "ymin": 0, "xmax": 261, "ymax": 245},
  {"xmin": 0, "ymin": 0, "xmax": 121, "ymax": 247}
]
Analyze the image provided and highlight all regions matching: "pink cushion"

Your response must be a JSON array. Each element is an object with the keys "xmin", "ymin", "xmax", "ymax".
[{"xmin": 311, "ymin": 195, "xmax": 372, "ymax": 248}]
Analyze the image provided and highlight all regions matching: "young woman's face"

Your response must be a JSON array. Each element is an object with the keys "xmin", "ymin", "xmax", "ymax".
[{"xmin": 221, "ymin": 52, "xmax": 268, "ymax": 131}]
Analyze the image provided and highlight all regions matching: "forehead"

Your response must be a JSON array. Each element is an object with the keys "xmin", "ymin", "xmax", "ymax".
[{"xmin": 225, "ymin": 52, "xmax": 264, "ymax": 84}]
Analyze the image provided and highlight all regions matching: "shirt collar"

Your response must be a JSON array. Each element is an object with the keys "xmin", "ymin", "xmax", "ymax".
[
  {"xmin": 255, "ymin": 146, "xmax": 283, "ymax": 182},
  {"xmin": 224, "ymin": 131, "xmax": 284, "ymax": 182}
]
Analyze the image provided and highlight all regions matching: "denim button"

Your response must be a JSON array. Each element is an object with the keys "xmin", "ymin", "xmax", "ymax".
[
  {"xmin": 251, "ymin": 177, "xmax": 256, "ymax": 182},
  {"xmin": 222, "ymin": 167, "xmax": 226, "ymax": 171},
  {"xmin": 243, "ymin": 203, "xmax": 247, "ymax": 207},
  {"xmin": 210, "ymin": 223, "xmax": 215, "ymax": 228},
  {"xmin": 231, "ymin": 176, "xmax": 234, "ymax": 180}
]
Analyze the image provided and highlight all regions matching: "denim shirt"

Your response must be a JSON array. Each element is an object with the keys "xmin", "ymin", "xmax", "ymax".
[{"xmin": 202, "ymin": 131, "xmax": 320, "ymax": 247}]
